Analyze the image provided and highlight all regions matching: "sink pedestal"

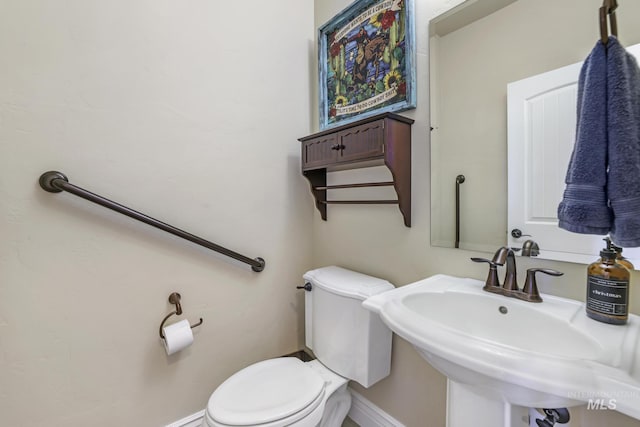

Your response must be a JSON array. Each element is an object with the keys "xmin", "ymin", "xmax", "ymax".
[{"xmin": 447, "ymin": 380, "xmax": 530, "ymax": 427}]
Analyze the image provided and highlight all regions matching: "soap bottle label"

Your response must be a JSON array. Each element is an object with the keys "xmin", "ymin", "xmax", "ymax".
[{"xmin": 586, "ymin": 276, "xmax": 629, "ymax": 316}]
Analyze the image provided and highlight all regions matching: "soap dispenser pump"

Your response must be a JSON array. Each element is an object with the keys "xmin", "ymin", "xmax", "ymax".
[
  {"xmin": 611, "ymin": 242, "xmax": 634, "ymax": 270},
  {"xmin": 586, "ymin": 240, "xmax": 630, "ymax": 325}
]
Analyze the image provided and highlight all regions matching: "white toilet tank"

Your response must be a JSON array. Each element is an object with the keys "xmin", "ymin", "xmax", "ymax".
[{"xmin": 303, "ymin": 266, "xmax": 394, "ymax": 388}]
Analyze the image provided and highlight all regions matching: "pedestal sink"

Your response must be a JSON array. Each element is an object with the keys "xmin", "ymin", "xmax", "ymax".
[{"xmin": 363, "ymin": 275, "xmax": 640, "ymax": 426}]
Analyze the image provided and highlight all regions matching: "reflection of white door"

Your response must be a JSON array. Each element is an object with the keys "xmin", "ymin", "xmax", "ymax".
[{"xmin": 507, "ymin": 44, "xmax": 640, "ymax": 266}]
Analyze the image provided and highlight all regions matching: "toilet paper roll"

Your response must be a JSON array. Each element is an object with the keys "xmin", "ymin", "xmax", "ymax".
[{"xmin": 162, "ymin": 319, "xmax": 194, "ymax": 355}]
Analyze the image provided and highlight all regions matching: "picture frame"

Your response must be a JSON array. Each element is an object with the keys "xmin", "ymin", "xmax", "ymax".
[{"xmin": 318, "ymin": 0, "xmax": 416, "ymax": 130}]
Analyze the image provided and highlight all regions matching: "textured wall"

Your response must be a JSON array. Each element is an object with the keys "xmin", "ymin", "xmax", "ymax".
[
  {"xmin": 0, "ymin": 1, "xmax": 314, "ymax": 426},
  {"xmin": 2, "ymin": 0, "xmax": 640, "ymax": 426},
  {"xmin": 312, "ymin": 0, "xmax": 640, "ymax": 426}
]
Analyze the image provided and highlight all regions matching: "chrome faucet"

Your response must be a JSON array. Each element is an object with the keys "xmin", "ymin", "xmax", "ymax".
[{"xmin": 471, "ymin": 246, "xmax": 563, "ymax": 303}]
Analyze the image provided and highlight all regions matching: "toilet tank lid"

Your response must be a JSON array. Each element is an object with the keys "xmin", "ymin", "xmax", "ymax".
[{"xmin": 303, "ymin": 266, "xmax": 394, "ymax": 300}]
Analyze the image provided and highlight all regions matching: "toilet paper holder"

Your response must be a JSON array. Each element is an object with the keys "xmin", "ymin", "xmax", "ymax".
[{"xmin": 159, "ymin": 292, "xmax": 203, "ymax": 339}]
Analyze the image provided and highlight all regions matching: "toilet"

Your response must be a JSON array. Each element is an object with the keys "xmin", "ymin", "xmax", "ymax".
[{"xmin": 201, "ymin": 266, "xmax": 394, "ymax": 427}]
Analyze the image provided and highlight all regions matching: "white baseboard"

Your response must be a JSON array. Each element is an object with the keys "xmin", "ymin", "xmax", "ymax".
[
  {"xmin": 348, "ymin": 388, "xmax": 405, "ymax": 427},
  {"xmin": 165, "ymin": 389, "xmax": 404, "ymax": 427},
  {"xmin": 165, "ymin": 409, "xmax": 204, "ymax": 427}
]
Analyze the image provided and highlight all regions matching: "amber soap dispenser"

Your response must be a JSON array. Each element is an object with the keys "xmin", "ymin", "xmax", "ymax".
[{"xmin": 586, "ymin": 245, "xmax": 630, "ymax": 325}]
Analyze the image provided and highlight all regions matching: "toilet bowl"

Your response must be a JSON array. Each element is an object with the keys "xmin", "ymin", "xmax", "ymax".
[
  {"xmin": 203, "ymin": 358, "xmax": 350, "ymax": 427},
  {"xmin": 201, "ymin": 266, "xmax": 394, "ymax": 427}
]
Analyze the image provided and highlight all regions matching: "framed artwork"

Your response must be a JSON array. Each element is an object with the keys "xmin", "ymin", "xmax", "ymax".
[{"xmin": 318, "ymin": 0, "xmax": 416, "ymax": 129}]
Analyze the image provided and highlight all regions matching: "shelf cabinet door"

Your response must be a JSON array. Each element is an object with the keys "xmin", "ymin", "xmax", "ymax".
[
  {"xmin": 298, "ymin": 112, "xmax": 413, "ymax": 227},
  {"xmin": 301, "ymin": 134, "xmax": 338, "ymax": 170},
  {"xmin": 337, "ymin": 119, "xmax": 385, "ymax": 164}
]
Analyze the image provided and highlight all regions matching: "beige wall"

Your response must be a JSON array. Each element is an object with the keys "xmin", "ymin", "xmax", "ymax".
[
  {"xmin": 313, "ymin": 0, "xmax": 640, "ymax": 426},
  {"xmin": 0, "ymin": 1, "xmax": 314, "ymax": 426},
  {"xmin": 431, "ymin": 0, "xmax": 640, "ymax": 253},
  {"xmin": 2, "ymin": 0, "xmax": 640, "ymax": 426}
]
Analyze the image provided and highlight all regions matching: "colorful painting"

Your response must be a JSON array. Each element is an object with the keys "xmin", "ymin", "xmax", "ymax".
[{"xmin": 319, "ymin": 0, "xmax": 416, "ymax": 129}]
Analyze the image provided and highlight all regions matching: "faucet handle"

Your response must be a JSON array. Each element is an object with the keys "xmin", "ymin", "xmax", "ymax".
[
  {"xmin": 521, "ymin": 268, "xmax": 564, "ymax": 303},
  {"xmin": 471, "ymin": 257, "xmax": 502, "ymax": 293}
]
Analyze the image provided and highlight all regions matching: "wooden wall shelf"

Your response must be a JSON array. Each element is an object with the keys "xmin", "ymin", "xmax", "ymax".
[{"xmin": 299, "ymin": 113, "xmax": 414, "ymax": 227}]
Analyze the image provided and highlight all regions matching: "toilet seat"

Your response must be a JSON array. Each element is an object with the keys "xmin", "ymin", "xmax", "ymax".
[{"xmin": 206, "ymin": 358, "xmax": 326, "ymax": 427}]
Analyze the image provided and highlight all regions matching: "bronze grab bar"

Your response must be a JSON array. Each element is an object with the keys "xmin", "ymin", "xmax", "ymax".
[
  {"xmin": 38, "ymin": 171, "xmax": 265, "ymax": 272},
  {"xmin": 455, "ymin": 174, "xmax": 465, "ymax": 249}
]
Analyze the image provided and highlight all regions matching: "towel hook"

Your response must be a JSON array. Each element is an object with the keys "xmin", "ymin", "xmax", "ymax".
[
  {"xmin": 159, "ymin": 292, "xmax": 203, "ymax": 339},
  {"xmin": 600, "ymin": 0, "xmax": 618, "ymax": 45}
]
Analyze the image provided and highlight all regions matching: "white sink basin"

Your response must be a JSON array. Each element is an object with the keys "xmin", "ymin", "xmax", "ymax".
[{"xmin": 363, "ymin": 274, "xmax": 640, "ymax": 418}]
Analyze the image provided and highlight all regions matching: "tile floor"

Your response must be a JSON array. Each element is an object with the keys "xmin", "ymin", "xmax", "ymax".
[{"xmin": 342, "ymin": 417, "xmax": 360, "ymax": 427}]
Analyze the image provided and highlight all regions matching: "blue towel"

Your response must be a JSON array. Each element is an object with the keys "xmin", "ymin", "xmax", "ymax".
[
  {"xmin": 558, "ymin": 40, "xmax": 612, "ymax": 235},
  {"xmin": 607, "ymin": 37, "xmax": 640, "ymax": 247},
  {"xmin": 558, "ymin": 37, "xmax": 640, "ymax": 247}
]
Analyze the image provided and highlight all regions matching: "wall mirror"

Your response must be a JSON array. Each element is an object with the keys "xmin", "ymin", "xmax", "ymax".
[{"xmin": 429, "ymin": 0, "xmax": 640, "ymax": 266}]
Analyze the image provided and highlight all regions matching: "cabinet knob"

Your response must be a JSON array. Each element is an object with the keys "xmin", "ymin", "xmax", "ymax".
[{"xmin": 330, "ymin": 143, "xmax": 345, "ymax": 151}]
